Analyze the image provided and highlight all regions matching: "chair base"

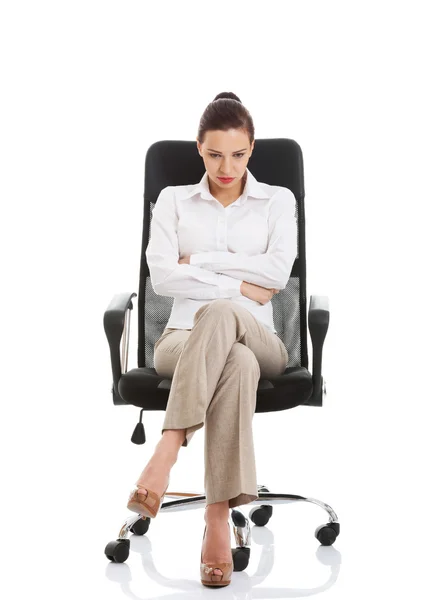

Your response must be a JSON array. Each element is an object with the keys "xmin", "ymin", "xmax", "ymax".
[{"xmin": 105, "ymin": 484, "xmax": 340, "ymax": 568}]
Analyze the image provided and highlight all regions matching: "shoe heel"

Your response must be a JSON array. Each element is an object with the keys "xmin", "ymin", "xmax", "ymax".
[{"xmin": 127, "ymin": 477, "xmax": 169, "ymax": 519}]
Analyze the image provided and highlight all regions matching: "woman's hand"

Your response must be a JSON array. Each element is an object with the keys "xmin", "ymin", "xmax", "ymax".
[
  {"xmin": 240, "ymin": 281, "xmax": 279, "ymax": 305},
  {"xmin": 178, "ymin": 256, "xmax": 191, "ymax": 265}
]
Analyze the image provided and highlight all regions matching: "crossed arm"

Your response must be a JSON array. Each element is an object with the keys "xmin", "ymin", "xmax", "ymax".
[
  {"xmin": 178, "ymin": 255, "xmax": 279, "ymax": 296},
  {"xmin": 148, "ymin": 186, "xmax": 297, "ymax": 298}
]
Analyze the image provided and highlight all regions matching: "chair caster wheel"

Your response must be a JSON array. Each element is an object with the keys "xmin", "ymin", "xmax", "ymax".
[
  {"xmin": 315, "ymin": 522, "xmax": 340, "ymax": 546},
  {"xmin": 129, "ymin": 517, "xmax": 150, "ymax": 535},
  {"xmin": 104, "ymin": 539, "xmax": 130, "ymax": 562},
  {"xmin": 231, "ymin": 509, "xmax": 247, "ymax": 527},
  {"xmin": 249, "ymin": 505, "xmax": 273, "ymax": 526},
  {"xmin": 232, "ymin": 546, "xmax": 250, "ymax": 571}
]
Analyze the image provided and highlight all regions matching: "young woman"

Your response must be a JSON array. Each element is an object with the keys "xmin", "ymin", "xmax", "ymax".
[{"xmin": 126, "ymin": 92, "xmax": 297, "ymax": 587}]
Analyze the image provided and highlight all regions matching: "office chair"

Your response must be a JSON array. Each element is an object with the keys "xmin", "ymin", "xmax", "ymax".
[{"xmin": 103, "ymin": 138, "xmax": 339, "ymax": 566}]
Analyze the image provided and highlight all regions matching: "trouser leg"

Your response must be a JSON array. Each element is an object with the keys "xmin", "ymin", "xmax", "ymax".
[{"xmin": 204, "ymin": 342, "xmax": 260, "ymax": 508}]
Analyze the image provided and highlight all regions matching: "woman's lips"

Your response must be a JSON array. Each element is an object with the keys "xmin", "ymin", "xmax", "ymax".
[{"xmin": 217, "ymin": 177, "xmax": 235, "ymax": 183}]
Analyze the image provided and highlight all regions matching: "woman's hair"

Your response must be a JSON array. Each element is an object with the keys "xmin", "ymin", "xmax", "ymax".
[{"xmin": 197, "ymin": 92, "xmax": 255, "ymax": 145}]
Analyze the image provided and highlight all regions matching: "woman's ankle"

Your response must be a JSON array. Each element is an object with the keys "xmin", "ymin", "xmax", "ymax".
[
  {"xmin": 157, "ymin": 429, "xmax": 185, "ymax": 460},
  {"xmin": 205, "ymin": 501, "xmax": 229, "ymax": 523}
]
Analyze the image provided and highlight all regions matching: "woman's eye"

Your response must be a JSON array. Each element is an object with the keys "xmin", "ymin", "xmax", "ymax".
[{"xmin": 209, "ymin": 153, "xmax": 245, "ymax": 159}]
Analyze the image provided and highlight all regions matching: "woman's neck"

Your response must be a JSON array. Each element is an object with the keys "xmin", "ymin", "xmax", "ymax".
[{"xmin": 208, "ymin": 172, "xmax": 247, "ymax": 205}]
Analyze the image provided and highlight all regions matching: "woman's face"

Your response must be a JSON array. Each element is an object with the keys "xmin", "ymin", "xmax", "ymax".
[{"xmin": 197, "ymin": 128, "xmax": 254, "ymax": 194}]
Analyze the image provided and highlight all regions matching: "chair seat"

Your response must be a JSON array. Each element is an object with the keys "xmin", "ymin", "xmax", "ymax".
[{"xmin": 118, "ymin": 367, "xmax": 313, "ymax": 412}]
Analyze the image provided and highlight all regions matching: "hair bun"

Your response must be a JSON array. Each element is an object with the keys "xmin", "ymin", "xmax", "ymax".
[{"xmin": 213, "ymin": 92, "xmax": 242, "ymax": 104}]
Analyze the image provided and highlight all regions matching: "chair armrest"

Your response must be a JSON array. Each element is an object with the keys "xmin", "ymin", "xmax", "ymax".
[
  {"xmin": 103, "ymin": 292, "xmax": 137, "ymax": 405},
  {"xmin": 306, "ymin": 295, "xmax": 330, "ymax": 406}
]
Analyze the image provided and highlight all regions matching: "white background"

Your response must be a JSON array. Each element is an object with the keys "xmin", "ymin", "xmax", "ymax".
[{"xmin": 1, "ymin": 1, "xmax": 441, "ymax": 598}]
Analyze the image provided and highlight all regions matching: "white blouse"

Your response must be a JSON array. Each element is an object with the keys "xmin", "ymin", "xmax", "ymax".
[{"xmin": 146, "ymin": 167, "xmax": 298, "ymax": 334}]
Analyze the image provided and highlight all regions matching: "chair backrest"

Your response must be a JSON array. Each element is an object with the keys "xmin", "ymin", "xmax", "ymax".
[{"xmin": 137, "ymin": 138, "xmax": 308, "ymax": 372}]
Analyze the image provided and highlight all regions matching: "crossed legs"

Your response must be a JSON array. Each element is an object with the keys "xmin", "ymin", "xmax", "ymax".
[{"xmin": 133, "ymin": 299, "xmax": 287, "ymax": 577}]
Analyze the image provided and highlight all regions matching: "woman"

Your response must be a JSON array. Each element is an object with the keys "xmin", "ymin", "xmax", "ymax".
[{"xmin": 126, "ymin": 92, "xmax": 297, "ymax": 587}]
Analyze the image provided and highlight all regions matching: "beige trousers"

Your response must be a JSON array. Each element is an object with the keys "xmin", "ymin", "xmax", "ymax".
[{"xmin": 153, "ymin": 299, "xmax": 288, "ymax": 508}]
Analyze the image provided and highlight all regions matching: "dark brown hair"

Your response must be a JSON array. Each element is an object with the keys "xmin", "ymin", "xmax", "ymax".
[{"xmin": 197, "ymin": 92, "xmax": 255, "ymax": 145}]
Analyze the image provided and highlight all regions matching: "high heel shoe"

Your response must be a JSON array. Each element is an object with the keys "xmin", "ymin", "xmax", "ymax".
[
  {"xmin": 126, "ymin": 475, "xmax": 170, "ymax": 519},
  {"xmin": 200, "ymin": 522, "xmax": 233, "ymax": 587}
]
